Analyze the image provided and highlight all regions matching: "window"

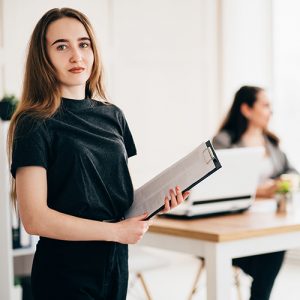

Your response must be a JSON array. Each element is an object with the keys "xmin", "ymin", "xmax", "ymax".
[{"xmin": 272, "ymin": 0, "xmax": 300, "ymax": 170}]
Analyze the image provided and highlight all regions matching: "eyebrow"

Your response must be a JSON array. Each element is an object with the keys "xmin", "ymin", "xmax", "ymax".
[{"xmin": 51, "ymin": 37, "xmax": 91, "ymax": 46}]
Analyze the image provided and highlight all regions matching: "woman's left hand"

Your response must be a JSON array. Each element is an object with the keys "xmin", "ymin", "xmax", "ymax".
[{"xmin": 160, "ymin": 186, "xmax": 190, "ymax": 214}]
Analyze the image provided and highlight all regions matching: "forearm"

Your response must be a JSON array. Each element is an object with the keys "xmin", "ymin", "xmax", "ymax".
[
  {"xmin": 255, "ymin": 189, "xmax": 269, "ymax": 199},
  {"xmin": 24, "ymin": 207, "xmax": 118, "ymax": 242},
  {"xmin": 255, "ymin": 179, "xmax": 277, "ymax": 199}
]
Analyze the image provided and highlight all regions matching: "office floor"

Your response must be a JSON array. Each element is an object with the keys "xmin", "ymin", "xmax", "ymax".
[{"xmin": 127, "ymin": 247, "xmax": 300, "ymax": 300}]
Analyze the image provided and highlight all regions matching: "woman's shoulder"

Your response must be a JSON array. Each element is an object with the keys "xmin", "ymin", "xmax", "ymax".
[
  {"xmin": 92, "ymin": 99, "xmax": 127, "ymax": 120},
  {"xmin": 16, "ymin": 113, "xmax": 45, "ymax": 129},
  {"xmin": 15, "ymin": 113, "xmax": 49, "ymax": 139},
  {"xmin": 212, "ymin": 130, "xmax": 233, "ymax": 149},
  {"xmin": 90, "ymin": 99, "xmax": 121, "ymax": 112}
]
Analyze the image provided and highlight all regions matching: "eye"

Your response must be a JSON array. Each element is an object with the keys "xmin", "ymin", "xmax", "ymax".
[
  {"xmin": 56, "ymin": 44, "xmax": 67, "ymax": 51},
  {"xmin": 79, "ymin": 42, "xmax": 90, "ymax": 48}
]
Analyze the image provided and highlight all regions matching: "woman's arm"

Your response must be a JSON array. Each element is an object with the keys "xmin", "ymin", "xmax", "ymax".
[
  {"xmin": 16, "ymin": 166, "xmax": 188, "ymax": 244},
  {"xmin": 255, "ymin": 179, "xmax": 279, "ymax": 199},
  {"xmin": 16, "ymin": 166, "xmax": 150, "ymax": 244}
]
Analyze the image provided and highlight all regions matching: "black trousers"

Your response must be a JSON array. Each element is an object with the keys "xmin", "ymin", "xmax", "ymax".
[
  {"xmin": 31, "ymin": 238, "xmax": 128, "ymax": 300},
  {"xmin": 233, "ymin": 251, "xmax": 285, "ymax": 300}
]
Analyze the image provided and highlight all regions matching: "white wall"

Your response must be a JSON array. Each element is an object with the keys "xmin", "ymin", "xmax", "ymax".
[
  {"xmin": 271, "ymin": 0, "xmax": 300, "ymax": 169},
  {"xmin": 219, "ymin": 0, "xmax": 273, "ymax": 113},
  {"xmin": 0, "ymin": 0, "xmax": 5, "ymax": 96},
  {"xmin": 116, "ymin": 0, "xmax": 273, "ymax": 187},
  {"xmin": 111, "ymin": 0, "xmax": 220, "ymax": 186}
]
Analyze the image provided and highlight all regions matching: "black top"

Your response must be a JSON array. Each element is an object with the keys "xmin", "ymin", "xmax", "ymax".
[{"xmin": 11, "ymin": 98, "xmax": 137, "ymax": 221}]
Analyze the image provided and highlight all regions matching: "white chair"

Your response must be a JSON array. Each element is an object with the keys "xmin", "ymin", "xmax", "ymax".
[
  {"xmin": 188, "ymin": 257, "xmax": 243, "ymax": 300},
  {"xmin": 128, "ymin": 246, "xmax": 171, "ymax": 300}
]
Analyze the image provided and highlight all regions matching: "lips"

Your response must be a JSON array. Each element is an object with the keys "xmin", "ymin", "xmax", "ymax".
[{"xmin": 68, "ymin": 67, "xmax": 85, "ymax": 73}]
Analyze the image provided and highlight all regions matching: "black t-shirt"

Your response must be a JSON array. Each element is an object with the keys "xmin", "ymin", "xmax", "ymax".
[{"xmin": 11, "ymin": 98, "xmax": 137, "ymax": 221}]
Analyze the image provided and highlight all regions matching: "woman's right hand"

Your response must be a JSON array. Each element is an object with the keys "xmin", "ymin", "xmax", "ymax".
[
  {"xmin": 113, "ymin": 213, "xmax": 152, "ymax": 244},
  {"xmin": 256, "ymin": 179, "xmax": 278, "ymax": 198}
]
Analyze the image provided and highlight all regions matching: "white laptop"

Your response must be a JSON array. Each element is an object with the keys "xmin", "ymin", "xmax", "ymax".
[{"xmin": 165, "ymin": 147, "xmax": 264, "ymax": 218}]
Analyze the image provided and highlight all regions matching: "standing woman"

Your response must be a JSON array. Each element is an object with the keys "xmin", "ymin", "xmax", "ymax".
[
  {"xmin": 213, "ymin": 86, "xmax": 298, "ymax": 300},
  {"xmin": 7, "ymin": 8, "xmax": 188, "ymax": 300}
]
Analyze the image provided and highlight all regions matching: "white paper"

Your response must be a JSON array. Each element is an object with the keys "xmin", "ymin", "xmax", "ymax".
[{"xmin": 125, "ymin": 141, "xmax": 220, "ymax": 218}]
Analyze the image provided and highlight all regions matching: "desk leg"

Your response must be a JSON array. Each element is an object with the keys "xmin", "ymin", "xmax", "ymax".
[{"xmin": 205, "ymin": 243, "xmax": 231, "ymax": 300}]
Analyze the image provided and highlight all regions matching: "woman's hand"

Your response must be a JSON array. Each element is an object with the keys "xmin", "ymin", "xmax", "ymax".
[
  {"xmin": 160, "ymin": 186, "xmax": 190, "ymax": 214},
  {"xmin": 256, "ymin": 179, "xmax": 278, "ymax": 199},
  {"xmin": 114, "ymin": 213, "xmax": 152, "ymax": 244}
]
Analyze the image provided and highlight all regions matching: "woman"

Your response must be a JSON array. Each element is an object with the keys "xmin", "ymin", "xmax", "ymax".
[
  {"xmin": 7, "ymin": 8, "xmax": 189, "ymax": 300},
  {"xmin": 213, "ymin": 85, "xmax": 297, "ymax": 300}
]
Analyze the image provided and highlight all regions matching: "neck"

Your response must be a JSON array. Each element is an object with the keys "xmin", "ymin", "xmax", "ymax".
[
  {"xmin": 241, "ymin": 123, "xmax": 266, "ymax": 147},
  {"xmin": 244, "ymin": 123, "xmax": 264, "ymax": 137},
  {"xmin": 61, "ymin": 85, "xmax": 86, "ymax": 100}
]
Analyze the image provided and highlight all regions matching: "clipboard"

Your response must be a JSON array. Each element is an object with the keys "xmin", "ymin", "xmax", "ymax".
[{"xmin": 125, "ymin": 140, "xmax": 222, "ymax": 220}]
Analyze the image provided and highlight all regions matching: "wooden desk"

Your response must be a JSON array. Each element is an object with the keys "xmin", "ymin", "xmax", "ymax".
[{"xmin": 140, "ymin": 200, "xmax": 300, "ymax": 300}]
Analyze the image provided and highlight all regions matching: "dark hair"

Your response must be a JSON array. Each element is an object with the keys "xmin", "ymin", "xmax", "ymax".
[{"xmin": 218, "ymin": 85, "xmax": 279, "ymax": 145}]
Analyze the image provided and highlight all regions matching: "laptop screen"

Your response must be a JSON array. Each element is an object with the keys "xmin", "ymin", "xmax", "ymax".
[{"xmin": 187, "ymin": 147, "xmax": 264, "ymax": 204}]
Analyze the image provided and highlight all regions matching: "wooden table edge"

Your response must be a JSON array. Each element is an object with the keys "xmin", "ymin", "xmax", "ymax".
[{"xmin": 149, "ymin": 224, "xmax": 300, "ymax": 242}]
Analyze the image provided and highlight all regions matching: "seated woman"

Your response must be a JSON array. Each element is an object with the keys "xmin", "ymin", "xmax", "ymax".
[{"xmin": 213, "ymin": 85, "xmax": 298, "ymax": 300}]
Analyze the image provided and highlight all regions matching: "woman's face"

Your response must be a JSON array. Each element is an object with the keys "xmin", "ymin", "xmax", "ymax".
[
  {"xmin": 243, "ymin": 90, "xmax": 272, "ymax": 129},
  {"xmin": 46, "ymin": 17, "xmax": 94, "ymax": 94}
]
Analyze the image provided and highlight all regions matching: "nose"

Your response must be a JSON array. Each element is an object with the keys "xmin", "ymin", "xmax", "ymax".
[{"xmin": 70, "ymin": 48, "xmax": 82, "ymax": 63}]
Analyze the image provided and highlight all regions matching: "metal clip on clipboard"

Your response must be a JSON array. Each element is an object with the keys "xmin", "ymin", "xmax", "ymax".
[{"xmin": 203, "ymin": 145, "xmax": 216, "ymax": 164}]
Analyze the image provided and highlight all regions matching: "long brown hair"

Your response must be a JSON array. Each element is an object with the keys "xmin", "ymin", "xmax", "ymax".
[
  {"xmin": 217, "ymin": 85, "xmax": 279, "ymax": 145},
  {"xmin": 7, "ymin": 7, "xmax": 107, "ymax": 207}
]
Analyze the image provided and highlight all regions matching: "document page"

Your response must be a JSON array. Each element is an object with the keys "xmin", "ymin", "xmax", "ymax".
[{"xmin": 125, "ymin": 141, "xmax": 221, "ymax": 219}]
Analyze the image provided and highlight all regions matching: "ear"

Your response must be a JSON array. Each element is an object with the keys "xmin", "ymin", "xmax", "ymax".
[{"xmin": 240, "ymin": 103, "xmax": 252, "ymax": 119}]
